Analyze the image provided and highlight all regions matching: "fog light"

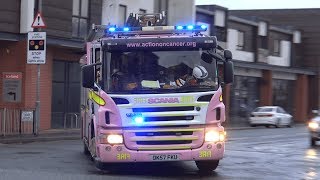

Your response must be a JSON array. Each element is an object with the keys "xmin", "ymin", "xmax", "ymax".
[
  {"xmin": 216, "ymin": 143, "xmax": 222, "ymax": 149},
  {"xmin": 107, "ymin": 134, "xmax": 123, "ymax": 144},
  {"xmin": 105, "ymin": 146, "xmax": 111, "ymax": 151},
  {"xmin": 207, "ymin": 144, "xmax": 212, "ymax": 149},
  {"xmin": 116, "ymin": 146, "xmax": 122, "ymax": 151},
  {"xmin": 309, "ymin": 122, "xmax": 319, "ymax": 129}
]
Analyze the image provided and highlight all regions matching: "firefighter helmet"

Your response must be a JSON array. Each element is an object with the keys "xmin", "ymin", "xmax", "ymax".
[{"xmin": 193, "ymin": 65, "xmax": 208, "ymax": 79}]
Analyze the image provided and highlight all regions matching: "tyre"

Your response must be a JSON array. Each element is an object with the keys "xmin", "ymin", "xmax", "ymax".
[
  {"xmin": 287, "ymin": 120, "xmax": 293, "ymax": 128},
  {"xmin": 250, "ymin": 124, "xmax": 256, "ymax": 127},
  {"xmin": 196, "ymin": 160, "xmax": 219, "ymax": 173},
  {"xmin": 275, "ymin": 119, "xmax": 281, "ymax": 128},
  {"xmin": 83, "ymin": 141, "xmax": 90, "ymax": 155},
  {"xmin": 311, "ymin": 138, "xmax": 316, "ymax": 147}
]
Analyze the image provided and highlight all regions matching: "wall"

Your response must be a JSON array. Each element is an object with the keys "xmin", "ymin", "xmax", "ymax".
[
  {"xmin": 102, "ymin": 0, "xmax": 154, "ymax": 26},
  {"xmin": 267, "ymin": 41, "xmax": 291, "ymax": 67},
  {"xmin": 230, "ymin": 9, "xmax": 320, "ymax": 67},
  {"xmin": 227, "ymin": 29, "xmax": 254, "ymax": 62},
  {"xmin": 42, "ymin": 0, "xmax": 73, "ymax": 38},
  {"xmin": 0, "ymin": 41, "xmax": 25, "ymax": 109},
  {"xmin": 168, "ymin": 0, "xmax": 195, "ymax": 25},
  {"xmin": 228, "ymin": 20, "xmax": 256, "ymax": 52},
  {"xmin": 42, "ymin": 0, "xmax": 102, "ymax": 39},
  {"xmin": 90, "ymin": 0, "xmax": 103, "ymax": 26},
  {"xmin": 0, "ymin": 0, "xmax": 20, "ymax": 33}
]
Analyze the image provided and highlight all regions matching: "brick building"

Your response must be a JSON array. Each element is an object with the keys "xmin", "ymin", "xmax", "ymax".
[
  {"xmin": 0, "ymin": 0, "xmax": 102, "ymax": 131},
  {"xmin": 230, "ymin": 8, "xmax": 320, "ymax": 114},
  {"xmin": 196, "ymin": 5, "xmax": 317, "ymax": 125}
]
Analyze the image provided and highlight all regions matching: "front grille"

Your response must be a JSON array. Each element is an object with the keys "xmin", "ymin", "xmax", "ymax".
[
  {"xmin": 144, "ymin": 116, "xmax": 194, "ymax": 122},
  {"xmin": 123, "ymin": 128, "xmax": 204, "ymax": 151},
  {"xmin": 133, "ymin": 106, "xmax": 194, "ymax": 112},
  {"xmin": 135, "ymin": 131, "xmax": 193, "ymax": 136},
  {"xmin": 137, "ymin": 140, "xmax": 192, "ymax": 145}
]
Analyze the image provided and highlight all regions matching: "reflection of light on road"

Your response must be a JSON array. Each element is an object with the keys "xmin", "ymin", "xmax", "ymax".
[
  {"xmin": 305, "ymin": 168, "xmax": 317, "ymax": 180},
  {"xmin": 305, "ymin": 149, "xmax": 318, "ymax": 159}
]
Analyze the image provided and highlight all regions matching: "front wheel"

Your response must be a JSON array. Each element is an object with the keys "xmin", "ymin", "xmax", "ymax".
[
  {"xmin": 83, "ymin": 141, "xmax": 90, "ymax": 155},
  {"xmin": 195, "ymin": 160, "xmax": 219, "ymax": 172}
]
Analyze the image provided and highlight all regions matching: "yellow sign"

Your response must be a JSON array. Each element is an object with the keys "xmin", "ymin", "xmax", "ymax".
[
  {"xmin": 117, "ymin": 153, "xmax": 130, "ymax": 160},
  {"xmin": 199, "ymin": 150, "xmax": 212, "ymax": 158}
]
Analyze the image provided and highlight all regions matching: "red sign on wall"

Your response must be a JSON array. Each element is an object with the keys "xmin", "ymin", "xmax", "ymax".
[{"xmin": 3, "ymin": 72, "xmax": 22, "ymax": 80}]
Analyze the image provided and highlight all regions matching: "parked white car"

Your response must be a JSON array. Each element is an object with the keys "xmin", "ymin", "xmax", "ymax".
[
  {"xmin": 308, "ymin": 110, "xmax": 320, "ymax": 146},
  {"xmin": 249, "ymin": 106, "xmax": 293, "ymax": 128}
]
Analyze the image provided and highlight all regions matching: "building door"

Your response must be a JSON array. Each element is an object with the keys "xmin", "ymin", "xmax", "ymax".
[{"xmin": 51, "ymin": 61, "xmax": 81, "ymax": 129}]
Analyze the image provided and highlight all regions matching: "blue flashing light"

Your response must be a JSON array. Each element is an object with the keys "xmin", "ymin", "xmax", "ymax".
[
  {"xmin": 123, "ymin": 27, "xmax": 130, "ymax": 31},
  {"xmin": 134, "ymin": 116, "xmax": 144, "ymax": 124},
  {"xmin": 187, "ymin": 25, "xmax": 194, "ymax": 30},
  {"xmin": 108, "ymin": 27, "xmax": 116, "ymax": 32},
  {"xmin": 176, "ymin": 26, "xmax": 184, "ymax": 30},
  {"xmin": 200, "ymin": 25, "xmax": 207, "ymax": 30}
]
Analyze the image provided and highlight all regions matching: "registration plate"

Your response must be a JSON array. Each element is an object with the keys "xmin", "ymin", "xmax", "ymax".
[{"xmin": 151, "ymin": 154, "xmax": 179, "ymax": 161}]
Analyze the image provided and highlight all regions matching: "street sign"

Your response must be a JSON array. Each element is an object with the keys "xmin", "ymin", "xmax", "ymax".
[
  {"xmin": 2, "ymin": 72, "xmax": 22, "ymax": 103},
  {"xmin": 27, "ymin": 32, "xmax": 46, "ymax": 64},
  {"xmin": 31, "ymin": 12, "xmax": 46, "ymax": 28},
  {"xmin": 21, "ymin": 111, "xmax": 34, "ymax": 122}
]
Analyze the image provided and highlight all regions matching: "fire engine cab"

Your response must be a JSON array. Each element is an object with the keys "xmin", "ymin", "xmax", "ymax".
[{"xmin": 80, "ymin": 12, "xmax": 234, "ymax": 172}]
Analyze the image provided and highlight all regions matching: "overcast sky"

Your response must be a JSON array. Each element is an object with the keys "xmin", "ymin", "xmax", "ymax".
[{"xmin": 195, "ymin": 0, "xmax": 320, "ymax": 9}]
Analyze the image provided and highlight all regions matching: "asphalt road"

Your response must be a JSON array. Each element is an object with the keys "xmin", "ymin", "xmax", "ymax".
[{"xmin": 0, "ymin": 125, "xmax": 318, "ymax": 180}]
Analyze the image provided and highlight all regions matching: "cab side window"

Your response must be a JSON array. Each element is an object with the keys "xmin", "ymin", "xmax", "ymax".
[{"xmin": 94, "ymin": 48, "xmax": 103, "ymax": 87}]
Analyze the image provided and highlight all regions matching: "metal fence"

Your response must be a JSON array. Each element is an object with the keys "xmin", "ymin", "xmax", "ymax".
[
  {"xmin": 0, "ymin": 108, "xmax": 35, "ymax": 136},
  {"xmin": 64, "ymin": 113, "xmax": 81, "ymax": 129}
]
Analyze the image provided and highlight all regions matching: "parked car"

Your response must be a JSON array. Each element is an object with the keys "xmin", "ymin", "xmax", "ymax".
[
  {"xmin": 249, "ymin": 106, "xmax": 293, "ymax": 128},
  {"xmin": 308, "ymin": 110, "xmax": 320, "ymax": 146}
]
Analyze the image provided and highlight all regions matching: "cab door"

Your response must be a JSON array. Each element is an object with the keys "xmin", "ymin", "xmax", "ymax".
[{"xmin": 87, "ymin": 44, "xmax": 102, "ymax": 150}]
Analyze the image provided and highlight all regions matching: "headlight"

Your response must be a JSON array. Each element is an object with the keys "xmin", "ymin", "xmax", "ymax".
[
  {"xmin": 107, "ymin": 134, "xmax": 123, "ymax": 144},
  {"xmin": 100, "ymin": 134, "xmax": 123, "ymax": 144},
  {"xmin": 205, "ymin": 131, "xmax": 225, "ymax": 142},
  {"xmin": 308, "ymin": 122, "xmax": 319, "ymax": 129}
]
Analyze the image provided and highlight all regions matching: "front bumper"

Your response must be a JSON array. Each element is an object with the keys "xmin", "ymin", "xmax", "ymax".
[{"xmin": 95, "ymin": 142, "xmax": 225, "ymax": 163}]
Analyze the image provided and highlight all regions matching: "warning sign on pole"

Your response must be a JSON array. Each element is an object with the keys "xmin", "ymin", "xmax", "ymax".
[
  {"xmin": 31, "ymin": 12, "xmax": 46, "ymax": 28},
  {"xmin": 27, "ymin": 32, "xmax": 46, "ymax": 64}
]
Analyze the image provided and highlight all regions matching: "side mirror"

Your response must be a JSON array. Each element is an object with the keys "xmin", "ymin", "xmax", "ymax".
[
  {"xmin": 82, "ymin": 65, "xmax": 95, "ymax": 88},
  {"xmin": 224, "ymin": 50, "xmax": 232, "ymax": 60},
  {"xmin": 224, "ymin": 61, "xmax": 234, "ymax": 84},
  {"xmin": 201, "ymin": 52, "xmax": 213, "ymax": 64}
]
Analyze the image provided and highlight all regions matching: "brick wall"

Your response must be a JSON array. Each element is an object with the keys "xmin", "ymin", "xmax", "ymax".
[{"xmin": 1, "ymin": 40, "xmax": 82, "ymax": 130}]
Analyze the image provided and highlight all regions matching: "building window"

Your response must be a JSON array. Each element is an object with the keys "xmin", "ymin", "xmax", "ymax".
[
  {"xmin": 237, "ymin": 31, "xmax": 244, "ymax": 50},
  {"xmin": 273, "ymin": 39, "xmax": 280, "ymax": 56},
  {"xmin": 118, "ymin": 5, "xmax": 127, "ymax": 26},
  {"xmin": 139, "ymin": 9, "xmax": 146, "ymax": 14},
  {"xmin": 259, "ymin": 36, "xmax": 268, "ymax": 49},
  {"xmin": 72, "ymin": 0, "xmax": 89, "ymax": 38}
]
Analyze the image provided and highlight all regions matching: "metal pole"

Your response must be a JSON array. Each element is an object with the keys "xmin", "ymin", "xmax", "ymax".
[{"xmin": 34, "ymin": 0, "xmax": 42, "ymax": 135}]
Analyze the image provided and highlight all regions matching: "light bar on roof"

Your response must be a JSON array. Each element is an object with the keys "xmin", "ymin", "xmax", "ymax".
[{"xmin": 106, "ymin": 25, "xmax": 207, "ymax": 34}]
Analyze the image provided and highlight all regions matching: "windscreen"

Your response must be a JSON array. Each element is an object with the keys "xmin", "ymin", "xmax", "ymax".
[{"xmin": 105, "ymin": 50, "xmax": 218, "ymax": 94}]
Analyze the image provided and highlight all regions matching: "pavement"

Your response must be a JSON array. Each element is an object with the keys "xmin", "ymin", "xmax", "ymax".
[{"xmin": 0, "ymin": 123, "xmax": 307, "ymax": 144}]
